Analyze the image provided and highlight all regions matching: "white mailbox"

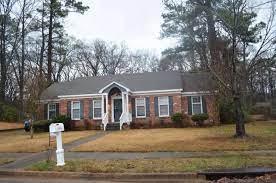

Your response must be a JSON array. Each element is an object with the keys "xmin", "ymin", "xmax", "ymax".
[
  {"xmin": 49, "ymin": 123, "xmax": 64, "ymax": 133},
  {"xmin": 49, "ymin": 123, "xmax": 65, "ymax": 166}
]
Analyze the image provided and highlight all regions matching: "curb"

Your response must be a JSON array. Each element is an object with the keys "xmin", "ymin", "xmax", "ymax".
[
  {"xmin": 0, "ymin": 170, "xmax": 205, "ymax": 180},
  {"xmin": 199, "ymin": 167, "xmax": 276, "ymax": 180}
]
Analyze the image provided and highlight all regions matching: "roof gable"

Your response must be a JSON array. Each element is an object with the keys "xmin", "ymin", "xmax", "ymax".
[{"xmin": 99, "ymin": 81, "xmax": 130, "ymax": 93}]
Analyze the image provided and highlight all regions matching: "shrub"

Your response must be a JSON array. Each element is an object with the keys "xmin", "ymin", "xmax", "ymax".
[
  {"xmin": 191, "ymin": 113, "xmax": 209, "ymax": 126},
  {"xmin": 0, "ymin": 103, "xmax": 18, "ymax": 122},
  {"xmin": 51, "ymin": 115, "xmax": 71, "ymax": 130},
  {"xmin": 219, "ymin": 103, "xmax": 235, "ymax": 124},
  {"xmin": 250, "ymin": 105, "xmax": 271, "ymax": 119},
  {"xmin": 219, "ymin": 101, "xmax": 252, "ymax": 124},
  {"xmin": 33, "ymin": 120, "xmax": 51, "ymax": 132},
  {"xmin": 171, "ymin": 112, "xmax": 183, "ymax": 127}
]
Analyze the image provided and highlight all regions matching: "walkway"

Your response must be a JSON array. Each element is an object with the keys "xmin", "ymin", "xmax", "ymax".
[{"xmin": 1, "ymin": 150, "xmax": 276, "ymax": 161}]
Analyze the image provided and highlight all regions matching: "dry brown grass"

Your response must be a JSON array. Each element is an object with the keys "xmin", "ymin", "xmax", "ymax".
[
  {"xmin": 0, "ymin": 158, "xmax": 14, "ymax": 165},
  {"xmin": 0, "ymin": 130, "xmax": 97, "ymax": 153},
  {"xmin": 27, "ymin": 155, "xmax": 276, "ymax": 173},
  {"xmin": 73, "ymin": 121, "xmax": 276, "ymax": 152},
  {"xmin": 0, "ymin": 122, "xmax": 23, "ymax": 130}
]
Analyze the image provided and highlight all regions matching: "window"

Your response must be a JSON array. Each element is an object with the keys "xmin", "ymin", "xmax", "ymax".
[
  {"xmin": 48, "ymin": 103, "xmax": 56, "ymax": 120},
  {"xmin": 136, "ymin": 98, "xmax": 146, "ymax": 118},
  {"xmin": 158, "ymin": 96, "xmax": 169, "ymax": 117},
  {"xmin": 93, "ymin": 99, "xmax": 102, "ymax": 119},
  {"xmin": 192, "ymin": 96, "xmax": 202, "ymax": 114},
  {"xmin": 71, "ymin": 101, "xmax": 80, "ymax": 120}
]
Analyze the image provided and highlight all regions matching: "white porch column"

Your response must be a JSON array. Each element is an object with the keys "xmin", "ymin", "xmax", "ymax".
[
  {"xmin": 101, "ymin": 94, "xmax": 105, "ymax": 119},
  {"xmin": 122, "ymin": 92, "xmax": 125, "ymax": 113},
  {"xmin": 126, "ymin": 92, "xmax": 129, "ymax": 114},
  {"xmin": 105, "ymin": 93, "xmax": 108, "ymax": 114}
]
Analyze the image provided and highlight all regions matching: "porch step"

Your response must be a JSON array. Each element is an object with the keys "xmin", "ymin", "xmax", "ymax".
[{"xmin": 106, "ymin": 123, "xmax": 120, "ymax": 131}]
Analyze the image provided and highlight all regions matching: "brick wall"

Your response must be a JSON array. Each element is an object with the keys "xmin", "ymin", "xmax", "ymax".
[
  {"xmin": 38, "ymin": 93, "xmax": 219, "ymax": 130},
  {"xmin": 181, "ymin": 95, "xmax": 219, "ymax": 125},
  {"xmin": 131, "ymin": 94, "xmax": 182, "ymax": 128}
]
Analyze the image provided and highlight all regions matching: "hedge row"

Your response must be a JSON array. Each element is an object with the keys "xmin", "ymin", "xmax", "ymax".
[{"xmin": 33, "ymin": 115, "xmax": 71, "ymax": 132}]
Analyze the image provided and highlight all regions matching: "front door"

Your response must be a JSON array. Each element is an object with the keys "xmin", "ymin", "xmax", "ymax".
[{"xmin": 113, "ymin": 99, "xmax": 122, "ymax": 122}]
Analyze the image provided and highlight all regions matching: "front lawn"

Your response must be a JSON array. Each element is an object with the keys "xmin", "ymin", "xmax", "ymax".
[
  {"xmin": 0, "ymin": 158, "xmax": 14, "ymax": 165},
  {"xmin": 0, "ymin": 122, "xmax": 23, "ymax": 130},
  {"xmin": 0, "ymin": 130, "xmax": 97, "ymax": 153},
  {"xmin": 72, "ymin": 121, "xmax": 276, "ymax": 152},
  {"xmin": 26, "ymin": 155, "xmax": 276, "ymax": 173}
]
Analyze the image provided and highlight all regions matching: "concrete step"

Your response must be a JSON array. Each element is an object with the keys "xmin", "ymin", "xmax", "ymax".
[{"xmin": 106, "ymin": 123, "xmax": 120, "ymax": 131}]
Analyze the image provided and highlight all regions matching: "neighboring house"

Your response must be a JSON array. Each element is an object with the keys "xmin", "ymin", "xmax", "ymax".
[{"xmin": 38, "ymin": 71, "xmax": 219, "ymax": 130}]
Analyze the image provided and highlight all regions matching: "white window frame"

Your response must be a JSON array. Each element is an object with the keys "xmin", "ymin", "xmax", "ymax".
[
  {"xmin": 135, "ymin": 98, "xmax": 146, "ymax": 118},
  {"xmin": 93, "ymin": 99, "xmax": 102, "ymax": 120},
  {"xmin": 48, "ymin": 103, "xmax": 57, "ymax": 120},
  {"xmin": 71, "ymin": 101, "xmax": 81, "ymax": 120},
  {"xmin": 191, "ymin": 96, "xmax": 203, "ymax": 115},
  {"xmin": 158, "ymin": 96, "xmax": 169, "ymax": 117}
]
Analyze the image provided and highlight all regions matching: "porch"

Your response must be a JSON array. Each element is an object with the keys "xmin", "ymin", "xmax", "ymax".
[{"xmin": 99, "ymin": 82, "xmax": 132, "ymax": 131}]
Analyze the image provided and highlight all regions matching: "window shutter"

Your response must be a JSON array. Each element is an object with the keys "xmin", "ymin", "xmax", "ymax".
[
  {"xmin": 169, "ymin": 96, "xmax": 173, "ymax": 116},
  {"xmin": 67, "ymin": 101, "xmax": 71, "ymax": 118},
  {"xmin": 80, "ymin": 100, "xmax": 84, "ymax": 119},
  {"xmin": 56, "ymin": 103, "xmax": 59, "ymax": 117},
  {"xmin": 89, "ymin": 99, "xmax": 93, "ymax": 119},
  {"xmin": 44, "ymin": 104, "xmax": 48, "ymax": 120},
  {"xmin": 202, "ymin": 96, "xmax": 207, "ymax": 113},
  {"xmin": 188, "ymin": 96, "xmax": 192, "ymax": 115},
  {"xmin": 146, "ymin": 97, "xmax": 150, "ymax": 117},
  {"xmin": 154, "ymin": 97, "xmax": 159, "ymax": 116},
  {"xmin": 131, "ymin": 98, "xmax": 135, "ymax": 117}
]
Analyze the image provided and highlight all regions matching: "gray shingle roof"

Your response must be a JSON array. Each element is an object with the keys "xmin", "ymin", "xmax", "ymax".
[{"xmin": 40, "ymin": 71, "xmax": 213, "ymax": 100}]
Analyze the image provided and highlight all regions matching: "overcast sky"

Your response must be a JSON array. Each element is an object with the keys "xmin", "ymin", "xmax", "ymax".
[{"xmin": 65, "ymin": 0, "xmax": 174, "ymax": 56}]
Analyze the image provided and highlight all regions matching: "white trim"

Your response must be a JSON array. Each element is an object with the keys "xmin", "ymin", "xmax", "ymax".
[
  {"xmin": 99, "ymin": 81, "xmax": 131, "ymax": 93},
  {"xmin": 191, "ymin": 96, "xmax": 203, "ymax": 115},
  {"xmin": 57, "ymin": 89, "xmax": 182, "ymax": 99},
  {"xmin": 71, "ymin": 101, "xmax": 81, "ymax": 120},
  {"xmin": 158, "ymin": 96, "xmax": 169, "ymax": 117},
  {"xmin": 93, "ymin": 99, "xmax": 102, "ymax": 120},
  {"xmin": 182, "ymin": 91, "xmax": 211, "ymax": 96},
  {"xmin": 135, "ymin": 98, "xmax": 146, "ymax": 118},
  {"xmin": 111, "ymin": 96, "xmax": 122, "ymax": 122},
  {"xmin": 133, "ymin": 89, "xmax": 182, "ymax": 94},
  {"xmin": 40, "ymin": 99, "xmax": 60, "ymax": 103},
  {"xmin": 58, "ymin": 93, "xmax": 102, "ymax": 99},
  {"xmin": 132, "ymin": 91, "xmax": 181, "ymax": 96}
]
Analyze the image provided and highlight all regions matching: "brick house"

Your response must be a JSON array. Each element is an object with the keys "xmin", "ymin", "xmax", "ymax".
[{"xmin": 38, "ymin": 71, "xmax": 219, "ymax": 130}]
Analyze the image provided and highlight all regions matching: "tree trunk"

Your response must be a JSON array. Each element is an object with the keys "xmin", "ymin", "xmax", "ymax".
[
  {"xmin": 39, "ymin": 1, "xmax": 46, "ymax": 95},
  {"xmin": 205, "ymin": 1, "xmax": 219, "ymax": 66},
  {"xmin": 232, "ymin": 1, "xmax": 246, "ymax": 138},
  {"xmin": 47, "ymin": 0, "xmax": 54, "ymax": 86},
  {"xmin": 234, "ymin": 94, "xmax": 246, "ymax": 137},
  {"xmin": 0, "ymin": 15, "xmax": 7, "ymax": 101},
  {"xmin": 19, "ymin": 0, "xmax": 26, "ymax": 119}
]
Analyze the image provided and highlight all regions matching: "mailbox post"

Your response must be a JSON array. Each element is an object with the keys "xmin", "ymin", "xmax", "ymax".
[{"xmin": 49, "ymin": 123, "xmax": 65, "ymax": 166}]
